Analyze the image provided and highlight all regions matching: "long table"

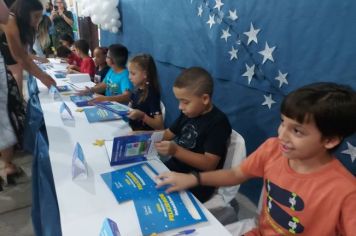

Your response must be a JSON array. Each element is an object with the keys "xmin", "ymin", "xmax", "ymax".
[{"xmin": 30, "ymin": 63, "xmax": 232, "ymax": 236}]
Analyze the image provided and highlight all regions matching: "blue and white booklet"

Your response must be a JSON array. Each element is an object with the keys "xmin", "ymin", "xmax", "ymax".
[
  {"xmin": 100, "ymin": 163, "xmax": 207, "ymax": 235},
  {"xmin": 83, "ymin": 106, "xmax": 122, "ymax": 123},
  {"xmin": 70, "ymin": 95, "xmax": 94, "ymax": 107},
  {"xmin": 104, "ymin": 131, "xmax": 164, "ymax": 166},
  {"xmin": 94, "ymin": 102, "xmax": 131, "ymax": 116}
]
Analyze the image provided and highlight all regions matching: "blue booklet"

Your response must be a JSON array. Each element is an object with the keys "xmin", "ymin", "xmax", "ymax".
[
  {"xmin": 101, "ymin": 163, "xmax": 207, "ymax": 235},
  {"xmin": 57, "ymin": 85, "xmax": 71, "ymax": 92},
  {"xmin": 70, "ymin": 95, "xmax": 94, "ymax": 107},
  {"xmin": 84, "ymin": 107, "xmax": 122, "ymax": 123},
  {"xmin": 104, "ymin": 131, "xmax": 164, "ymax": 166},
  {"xmin": 95, "ymin": 102, "xmax": 130, "ymax": 116},
  {"xmin": 54, "ymin": 71, "xmax": 66, "ymax": 79}
]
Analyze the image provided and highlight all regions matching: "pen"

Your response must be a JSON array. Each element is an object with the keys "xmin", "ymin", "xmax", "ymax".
[{"xmin": 172, "ymin": 229, "xmax": 196, "ymax": 236}]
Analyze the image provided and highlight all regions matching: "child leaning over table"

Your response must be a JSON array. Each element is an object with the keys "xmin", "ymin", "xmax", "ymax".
[
  {"xmin": 126, "ymin": 54, "xmax": 164, "ymax": 131},
  {"xmin": 155, "ymin": 67, "xmax": 232, "ymax": 203},
  {"xmin": 156, "ymin": 82, "xmax": 356, "ymax": 236},
  {"xmin": 80, "ymin": 44, "xmax": 133, "ymax": 104}
]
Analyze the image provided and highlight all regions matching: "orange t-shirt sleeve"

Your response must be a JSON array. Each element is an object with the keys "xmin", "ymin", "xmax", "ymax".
[{"xmin": 240, "ymin": 138, "xmax": 279, "ymax": 178}]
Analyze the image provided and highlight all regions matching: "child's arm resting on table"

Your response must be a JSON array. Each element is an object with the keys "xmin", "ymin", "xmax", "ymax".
[
  {"xmin": 155, "ymin": 141, "xmax": 221, "ymax": 171},
  {"xmin": 90, "ymin": 90, "xmax": 131, "ymax": 103},
  {"xmin": 156, "ymin": 165, "xmax": 251, "ymax": 193},
  {"xmin": 127, "ymin": 109, "xmax": 164, "ymax": 130}
]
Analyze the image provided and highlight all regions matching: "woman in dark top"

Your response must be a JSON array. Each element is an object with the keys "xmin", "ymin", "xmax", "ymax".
[
  {"xmin": 50, "ymin": 0, "xmax": 74, "ymax": 48},
  {"xmin": 0, "ymin": 0, "xmax": 55, "ymax": 182},
  {"xmin": 127, "ymin": 54, "xmax": 164, "ymax": 131}
]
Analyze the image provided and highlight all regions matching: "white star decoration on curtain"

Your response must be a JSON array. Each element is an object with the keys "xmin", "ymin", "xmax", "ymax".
[
  {"xmin": 207, "ymin": 15, "xmax": 215, "ymax": 28},
  {"xmin": 221, "ymin": 27, "xmax": 231, "ymax": 42},
  {"xmin": 242, "ymin": 64, "xmax": 255, "ymax": 84},
  {"xmin": 274, "ymin": 70, "xmax": 288, "ymax": 88},
  {"xmin": 259, "ymin": 42, "xmax": 276, "ymax": 64},
  {"xmin": 342, "ymin": 142, "xmax": 356, "ymax": 162},
  {"xmin": 197, "ymin": 5, "xmax": 203, "ymax": 17},
  {"xmin": 195, "ymin": 0, "xmax": 290, "ymax": 110},
  {"xmin": 214, "ymin": 0, "xmax": 224, "ymax": 11},
  {"xmin": 228, "ymin": 46, "xmax": 238, "ymax": 60},
  {"xmin": 243, "ymin": 22, "xmax": 260, "ymax": 45},
  {"xmin": 227, "ymin": 9, "xmax": 238, "ymax": 21},
  {"xmin": 262, "ymin": 94, "xmax": 276, "ymax": 109}
]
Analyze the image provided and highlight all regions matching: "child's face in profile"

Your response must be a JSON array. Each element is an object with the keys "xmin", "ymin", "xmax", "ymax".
[
  {"xmin": 93, "ymin": 48, "xmax": 106, "ymax": 67},
  {"xmin": 128, "ymin": 62, "xmax": 146, "ymax": 88},
  {"xmin": 173, "ymin": 87, "xmax": 210, "ymax": 118},
  {"xmin": 60, "ymin": 40, "xmax": 71, "ymax": 48},
  {"xmin": 278, "ymin": 114, "xmax": 338, "ymax": 163},
  {"xmin": 106, "ymin": 51, "xmax": 114, "ymax": 67}
]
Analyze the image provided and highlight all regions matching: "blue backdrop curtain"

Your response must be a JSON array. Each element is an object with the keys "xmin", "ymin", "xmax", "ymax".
[{"xmin": 100, "ymin": 0, "xmax": 356, "ymax": 203}]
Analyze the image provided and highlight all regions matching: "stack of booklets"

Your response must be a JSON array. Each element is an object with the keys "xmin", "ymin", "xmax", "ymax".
[{"xmin": 101, "ymin": 163, "xmax": 207, "ymax": 235}]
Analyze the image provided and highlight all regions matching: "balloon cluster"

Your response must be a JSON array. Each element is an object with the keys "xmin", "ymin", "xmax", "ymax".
[{"xmin": 77, "ymin": 0, "xmax": 121, "ymax": 33}]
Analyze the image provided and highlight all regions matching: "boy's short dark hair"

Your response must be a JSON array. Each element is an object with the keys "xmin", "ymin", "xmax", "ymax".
[
  {"xmin": 56, "ymin": 45, "xmax": 72, "ymax": 58},
  {"xmin": 174, "ymin": 67, "xmax": 213, "ymax": 97},
  {"xmin": 73, "ymin": 39, "xmax": 89, "ymax": 55},
  {"xmin": 281, "ymin": 82, "xmax": 356, "ymax": 138},
  {"xmin": 108, "ymin": 44, "xmax": 128, "ymax": 68},
  {"xmin": 60, "ymin": 33, "xmax": 74, "ymax": 45}
]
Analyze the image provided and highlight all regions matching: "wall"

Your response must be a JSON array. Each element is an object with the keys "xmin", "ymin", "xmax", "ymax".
[{"xmin": 100, "ymin": 0, "xmax": 356, "ymax": 203}]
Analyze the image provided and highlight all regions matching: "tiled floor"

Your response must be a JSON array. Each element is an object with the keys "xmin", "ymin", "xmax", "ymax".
[{"xmin": 0, "ymin": 152, "xmax": 34, "ymax": 236}]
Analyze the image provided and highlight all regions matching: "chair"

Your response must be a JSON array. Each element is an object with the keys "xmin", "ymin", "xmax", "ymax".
[
  {"xmin": 204, "ymin": 130, "xmax": 246, "ymax": 224},
  {"xmin": 225, "ymin": 190, "xmax": 263, "ymax": 235}
]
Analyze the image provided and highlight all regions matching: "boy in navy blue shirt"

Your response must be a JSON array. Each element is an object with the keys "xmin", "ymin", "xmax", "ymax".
[{"xmin": 155, "ymin": 67, "xmax": 231, "ymax": 202}]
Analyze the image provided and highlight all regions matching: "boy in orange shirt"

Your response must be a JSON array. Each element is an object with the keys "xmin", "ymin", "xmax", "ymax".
[{"xmin": 157, "ymin": 82, "xmax": 356, "ymax": 235}]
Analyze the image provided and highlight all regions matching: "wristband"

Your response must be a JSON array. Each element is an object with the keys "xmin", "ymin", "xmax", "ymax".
[{"xmin": 190, "ymin": 171, "xmax": 201, "ymax": 186}]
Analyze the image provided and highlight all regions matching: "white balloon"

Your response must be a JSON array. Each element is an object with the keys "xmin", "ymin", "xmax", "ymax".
[
  {"xmin": 81, "ymin": 8, "xmax": 89, "ymax": 17},
  {"xmin": 102, "ymin": 23, "xmax": 110, "ymax": 30},
  {"xmin": 91, "ymin": 14, "xmax": 99, "ymax": 24},
  {"xmin": 110, "ymin": 18, "xmax": 118, "ymax": 24},
  {"xmin": 111, "ymin": 26, "xmax": 118, "ymax": 33}
]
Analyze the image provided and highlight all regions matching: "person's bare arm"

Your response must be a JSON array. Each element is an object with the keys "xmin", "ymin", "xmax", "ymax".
[
  {"xmin": 91, "ymin": 90, "xmax": 131, "ymax": 103},
  {"xmin": 156, "ymin": 165, "xmax": 251, "ymax": 193},
  {"xmin": 58, "ymin": 10, "xmax": 73, "ymax": 26},
  {"xmin": 127, "ymin": 110, "xmax": 164, "ymax": 130},
  {"xmin": 155, "ymin": 140, "xmax": 221, "ymax": 171}
]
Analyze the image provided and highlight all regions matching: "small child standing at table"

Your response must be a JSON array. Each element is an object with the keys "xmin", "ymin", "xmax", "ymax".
[
  {"xmin": 155, "ymin": 67, "xmax": 232, "ymax": 203},
  {"xmin": 83, "ymin": 44, "xmax": 133, "ymax": 104},
  {"xmin": 156, "ymin": 82, "xmax": 356, "ymax": 236},
  {"xmin": 93, "ymin": 46, "xmax": 110, "ymax": 83},
  {"xmin": 67, "ymin": 39, "xmax": 95, "ymax": 79},
  {"xmin": 56, "ymin": 45, "xmax": 81, "ymax": 67},
  {"xmin": 126, "ymin": 54, "xmax": 164, "ymax": 131}
]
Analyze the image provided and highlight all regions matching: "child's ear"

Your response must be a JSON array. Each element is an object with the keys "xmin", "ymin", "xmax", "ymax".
[
  {"xmin": 324, "ymin": 136, "xmax": 342, "ymax": 150},
  {"xmin": 202, "ymin": 93, "xmax": 211, "ymax": 105}
]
